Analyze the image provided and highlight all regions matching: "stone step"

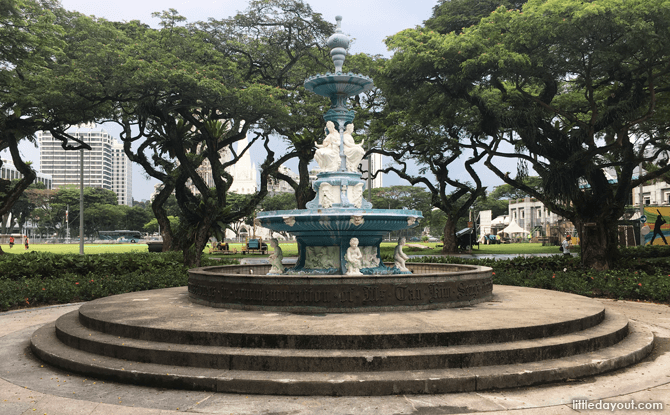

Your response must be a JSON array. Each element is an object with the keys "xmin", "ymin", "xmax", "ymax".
[
  {"xmin": 74, "ymin": 286, "xmax": 607, "ymax": 350},
  {"xmin": 30, "ymin": 319, "xmax": 654, "ymax": 396},
  {"xmin": 53, "ymin": 308, "xmax": 628, "ymax": 372}
]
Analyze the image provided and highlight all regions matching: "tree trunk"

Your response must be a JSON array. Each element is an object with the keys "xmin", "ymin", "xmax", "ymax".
[
  {"xmin": 151, "ymin": 184, "xmax": 176, "ymax": 252},
  {"xmin": 182, "ymin": 217, "xmax": 215, "ymax": 268},
  {"xmin": 575, "ymin": 217, "xmax": 619, "ymax": 270},
  {"xmin": 441, "ymin": 217, "xmax": 458, "ymax": 254},
  {"xmin": 295, "ymin": 158, "xmax": 315, "ymax": 209},
  {"xmin": 0, "ymin": 213, "xmax": 8, "ymax": 234}
]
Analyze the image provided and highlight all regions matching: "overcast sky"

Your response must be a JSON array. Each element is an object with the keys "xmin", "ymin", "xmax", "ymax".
[{"xmin": 4, "ymin": 0, "xmax": 508, "ymax": 202}]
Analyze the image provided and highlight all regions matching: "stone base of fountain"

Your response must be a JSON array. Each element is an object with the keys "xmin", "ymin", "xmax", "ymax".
[
  {"xmin": 31, "ymin": 282, "xmax": 653, "ymax": 396},
  {"xmin": 187, "ymin": 263, "xmax": 493, "ymax": 313}
]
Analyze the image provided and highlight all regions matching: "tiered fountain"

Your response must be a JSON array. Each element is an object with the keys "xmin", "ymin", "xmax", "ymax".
[
  {"xmin": 30, "ymin": 17, "xmax": 653, "ymax": 397},
  {"xmin": 187, "ymin": 16, "xmax": 494, "ymax": 313}
]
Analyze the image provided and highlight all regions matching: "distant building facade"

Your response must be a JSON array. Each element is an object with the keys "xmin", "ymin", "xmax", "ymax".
[
  {"xmin": 508, "ymin": 197, "xmax": 564, "ymax": 232},
  {"xmin": 632, "ymin": 180, "xmax": 670, "ymax": 207},
  {"xmin": 364, "ymin": 152, "xmax": 384, "ymax": 189},
  {"xmin": 1, "ymin": 159, "xmax": 53, "ymax": 236},
  {"xmin": 37, "ymin": 124, "xmax": 132, "ymax": 206},
  {"xmin": 0, "ymin": 159, "xmax": 53, "ymax": 189},
  {"xmin": 186, "ymin": 135, "xmax": 258, "ymax": 197},
  {"xmin": 268, "ymin": 165, "xmax": 300, "ymax": 194}
]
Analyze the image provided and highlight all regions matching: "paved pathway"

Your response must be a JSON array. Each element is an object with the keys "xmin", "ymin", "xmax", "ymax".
[{"xmin": 1, "ymin": 297, "xmax": 669, "ymax": 414}]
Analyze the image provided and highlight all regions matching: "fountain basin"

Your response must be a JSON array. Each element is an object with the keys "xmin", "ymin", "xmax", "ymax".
[
  {"xmin": 188, "ymin": 263, "xmax": 493, "ymax": 313},
  {"xmin": 257, "ymin": 208, "xmax": 422, "ymax": 246},
  {"xmin": 304, "ymin": 72, "xmax": 374, "ymax": 97}
]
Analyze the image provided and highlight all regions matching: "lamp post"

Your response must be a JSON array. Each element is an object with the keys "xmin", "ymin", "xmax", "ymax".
[{"xmin": 79, "ymin": 149, "xmax": 84, "ymax": 255}]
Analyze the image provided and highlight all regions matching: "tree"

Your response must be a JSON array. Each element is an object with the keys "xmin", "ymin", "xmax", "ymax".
[
  {"xmin": 373, "ymin": 58, "xmax": 487, "ymax": 253},
  {"xmin": 258, "ymin": 192, "xmax": 297, "ymax": 212},
  {"xmin": 87, "ymin": 10, "xmax": 292, "ymax": 266},
  {"xmin": 143, "ymin": 216, "xmax": 179, "ymax": 234},
  {"xmin": 7, "ymin": 180, "xmax": 46, "ymax": 233},
  {"xmin": 488, "ymin": 177, "xmax": 543, "ymax": 201},
  {"xmin": 40, "ymin": 186, "xmax": 119, "ymax": 238},
  {"xmin": 0, "ymin": 3, "xmax": 115, "ymax": 254},
  {"xmin": 383, "ymin": 0, "xmax": 670, "ymax": 269},
  {"xmin": 426, "ymin": 0, "xmax": 526, "ymax": 34},
  {"xmin": 369, "ymin": 185, "xmax": 441, "ymax": 238},
  {"xmin": 200, "ymin": 0, "xmax": 334, "ymax": 209},
  {"xmin": 124, "ymin": 205, "xmax": 153, "ymax": 232},
  {"xmin": 84, "ymin": 203, "xmax": 126, "ymax": 236}
]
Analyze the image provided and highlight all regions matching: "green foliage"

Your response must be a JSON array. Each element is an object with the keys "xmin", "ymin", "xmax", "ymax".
[
  {"xmin": 258, "ymin": 192, "xmax": 297, "ymax": 212},
  {"xmin": 382, "ymin": 0, "xmax": 670, "ymax": 269},
  {"xmin": 0, "ymin": 251, "xmax": 234, "ymax": 310},
  {"xmin": 411, "ymin": 249, "xmax": 670, "ymax": 304},
  {"xmin": 143, "ymin": 216, "xmax": 179, "ymax": 233}
]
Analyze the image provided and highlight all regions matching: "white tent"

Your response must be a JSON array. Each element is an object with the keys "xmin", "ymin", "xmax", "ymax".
[
  {"xmin": 501, "ymin": 220, "xmax": 529, "ymax": 235},
  {"xmin": 491, "ymin": 215, "xmax": 510, "ymax": 226}
]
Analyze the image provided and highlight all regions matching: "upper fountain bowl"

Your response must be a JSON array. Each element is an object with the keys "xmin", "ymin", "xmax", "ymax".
[{"xmin": 304, "ymin": 72, "xmax": 374, "ymax": 98}]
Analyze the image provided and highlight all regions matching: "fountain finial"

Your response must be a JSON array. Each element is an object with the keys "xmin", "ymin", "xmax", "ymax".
[{"xmin": 326, "ymin": 16, "xmax": 349, "ymax": 73}]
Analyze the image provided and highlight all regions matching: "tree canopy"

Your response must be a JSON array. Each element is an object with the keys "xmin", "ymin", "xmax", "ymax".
[
  {"xmin": 0, "ymin": 1, "xmax": 123, "ymax": 254},
  {"xmin": 383, "ymin": 0, "xmax": 670, "ymax": 269}
]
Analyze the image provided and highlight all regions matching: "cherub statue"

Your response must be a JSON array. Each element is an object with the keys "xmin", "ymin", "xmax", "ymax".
[
  {"xmin": 345, "ymin": 237, "xmax": 364, "ymax": 275},
  {"xmin": 314, "ymin": 121, "xmax": 341, "ymax": 172},
  {"xmin": 267, "ymin": 238, "xmax": 284, "ymax": 274},
  {"xmin": 394, "ymin": 237, "xmax": 410, "ymax": 272},
  {"xmin": 343, "ymin": 123, "xmax": 365, "ymax": 172}
]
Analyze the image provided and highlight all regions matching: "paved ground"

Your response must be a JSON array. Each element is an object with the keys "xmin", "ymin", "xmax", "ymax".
[{"xmin": 1, "ymin": 297, "xmax": 669, "ymax": 414}]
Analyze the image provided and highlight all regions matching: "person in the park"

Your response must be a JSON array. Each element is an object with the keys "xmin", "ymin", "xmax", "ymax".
[
  {"xmin": 561, "ymin": 235, "xmax": 572, "ymax": 256},
  {"xmin": 650, "ymin": 210, "xmax": 668, "ymax": 245},
  {"xmin": 9, "ymin": 236, "xmax": 14, "ymax": 248},
  {"xmin": 24, "ymin": 236, "xmax": 29, "ymax": 250}
]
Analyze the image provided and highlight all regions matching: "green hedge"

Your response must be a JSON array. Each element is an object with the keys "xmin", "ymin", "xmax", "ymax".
[
  {"xmin": 0, "ymin": 252, "xmax": 235, "ymax": 311},
  {"xmin": 3, "ymin": 247, "xmax": 670, "ymax": 311},
  {"xmin": 410, "ymin": 249, "xmax": 670, "ymax": 304}
]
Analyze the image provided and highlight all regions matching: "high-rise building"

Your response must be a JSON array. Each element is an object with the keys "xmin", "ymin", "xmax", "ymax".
[
  {"xmin": 37, "ymin": 124, "xmax": 133, "ymax": 206},
  {"xmin": 112, "ymin": 141, "xmax": 133, "ymax": 206},
  {"xmin": 361, "ymin": 153, "xmax": 383, "ymax": 189}
]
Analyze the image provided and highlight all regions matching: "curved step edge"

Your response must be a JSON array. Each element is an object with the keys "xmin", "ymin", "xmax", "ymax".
[
  {"xmin": 54, "ymin": 309, "xmax": 630, "ymax": 372},
  {"xmin": 31, "ymin": 320, "xmax": 654, "ymax": 396}
]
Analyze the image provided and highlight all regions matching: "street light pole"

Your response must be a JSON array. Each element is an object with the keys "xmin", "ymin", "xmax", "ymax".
[{"xmin": 79, "ymin": 149, "xmax": 84, "ymax": 255}]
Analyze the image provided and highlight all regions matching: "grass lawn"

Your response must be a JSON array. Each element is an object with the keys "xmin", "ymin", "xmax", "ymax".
[
  {"xmin": 3, "ymin": 243, "xmax": 149, "ymax": 255},
  {"xmin": 391, "ymin": 242, "xmax": 568, "ymax": 257},
  {"xmin": 3, "ymin": 241, "xmax": 571, "ymax": 258}
]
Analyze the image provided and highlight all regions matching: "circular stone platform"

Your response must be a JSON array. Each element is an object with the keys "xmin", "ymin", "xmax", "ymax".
[
  {"xmin": 188, "ymin": 263, "xmax": 493, "ymax": 313},
  {"xmin": 30, "ymin": 285, "xmax": 654, "ymax": 395}
]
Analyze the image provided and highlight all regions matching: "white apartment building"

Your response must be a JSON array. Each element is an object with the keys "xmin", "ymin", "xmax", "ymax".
[
  {"xmin": 111, "ymin": 141, "xmax": 133, "ymax": 206},
  {"xmin": 366, "ymin": 152, "xmax": 384, "ymax": 189},
  {"xmin": 37, "ymin": 124, "xmax": 133, "ymax": 206},
  {"xmin": 0, "ymin": 159, "xmax": 53, "ymax": 189}
]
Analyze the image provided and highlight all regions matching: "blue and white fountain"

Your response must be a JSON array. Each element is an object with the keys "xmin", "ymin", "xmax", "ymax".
[{"xmin": 256, "ymin": 16, "xmax": 423, "ymax": 276}]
